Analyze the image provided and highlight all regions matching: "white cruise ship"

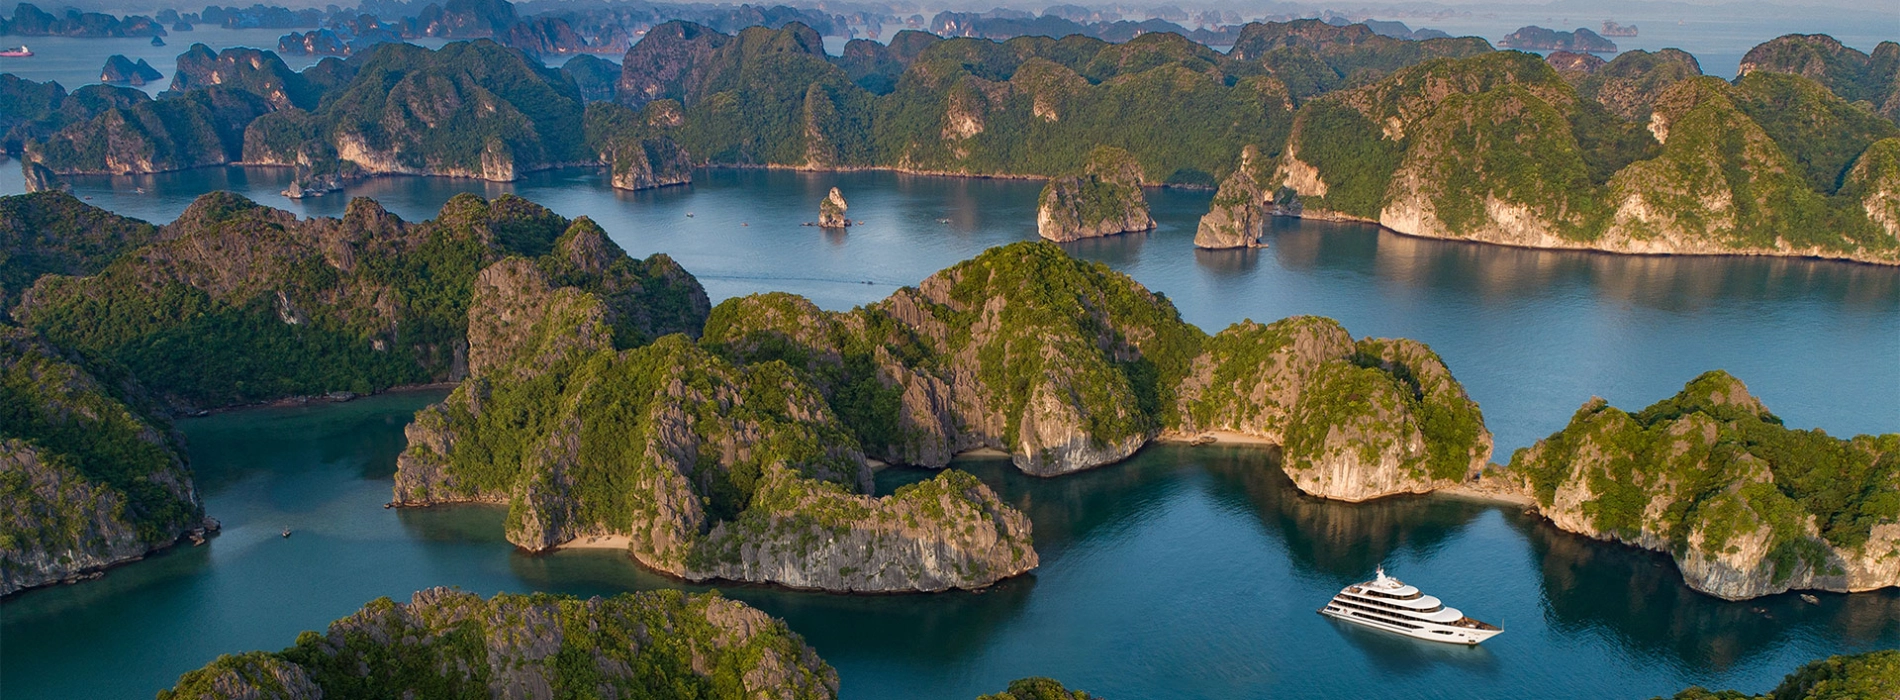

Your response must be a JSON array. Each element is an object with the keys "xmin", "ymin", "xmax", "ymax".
[{"xmin": 1319, "ymin": 567, "xmax": 1503, "ymax": 645}]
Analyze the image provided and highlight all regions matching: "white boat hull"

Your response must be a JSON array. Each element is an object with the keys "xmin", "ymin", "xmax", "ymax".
[{"xmin": 1318, "ymin": 605, "xmax": 1503, "ymax": 645}]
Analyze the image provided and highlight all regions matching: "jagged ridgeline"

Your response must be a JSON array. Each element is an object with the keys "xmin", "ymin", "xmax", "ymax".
[
  {"xmin": 395, "ymin": 251, "xmax": 1038, "ymax": 592},
  {"xmin": 0, "ymin": 191, "xmax": 158, "ymax": 315},
  {"xmin": 1510, "ymin": 371, "xmax": 1899, "ymax": 600},
  {"xmin": 0, "ymin": 326, "xmax": 206, "ymax": 596},
  {"xmin": 155, "ymin": 588, "xmax": 840, "ymax": 700},
  {"xmin": 4, "ymin": 191, "xmax": 709, "ymax": 410},
  {"xmin": 1276, "ymin": 48, "xmax": 1900, "ymax": 263}
]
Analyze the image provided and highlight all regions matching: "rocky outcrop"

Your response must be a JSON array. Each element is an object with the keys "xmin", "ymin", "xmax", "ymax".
[
  {"xmin": 1172, "ymin": 317, "xmax": 1491, "ymax": 502},
  {"xmin": 26, "ymin": 87, "xmax": 273, "ymax": 175},
  {"xmin": 818, "ymin": 187, "xmax": 849, "ymax": 228},
  {"xmin": 395, "ymin": 258, "xmax": 1029, "ymax": 592},
  {"xmin": 1498, "ymin": 26, "xmax": 1616, "ymax": 53},
  {"xmin": 1037, "ymin": 146, "xmax": 1153, "ymax": 242},
  {"xmin": 12, "ymin": 192, "xmax": 697, "ymax": 410},
  {"xmin": 0, "ymin": 190, "xmax": 156, "ymax": 313},
  {"xmin": 20, "ymin": 161, "xmax": 65, "ymax": 194},
  {"xmin": 169, "ymin": 44, "xmax": 318, "ymax": 111},
  {"xmin": 607, "ymin": 136, "xmax": 692, "ymax": 191},
  {"xmin": 241, "ymin": 41, "xmax": 584, "ymax": 183},
  {"xmin": 688, "ymin": 468, "xmax": 1036, "ymax": 592},
  {"xmin": 1847, "ymin": 138, "xmax": 1900, "ymax": 240},
  {"xmin": 615, "ymin": 20, "xmax": 729, "ymax": 109},
  {"xmin": 1740, "ymin": 34, "xmax": 1900, "ymax": 121},
  {"xmin": 1662, "ymin": 650, "xmax": 1900, "ymax": 700},
  {"xmin": 156, "ymin": 588, "xmax": 838, "ymax": 700},
  {"xmin": 0, "ymin": 327, "xmax": 207, "ymax": 596},
  {"xmin": 979, "ymin": 678, "xmax": 1100, "ymax": 700},
  {"xmin": 99, "ymin": 55, "xmax": 162, "ymax": 86},
  {"xmin": 702, "ymin": 242, "xmax": 1206, "ymax": 478},
  {"xmin": 1508, "ymin": 371, "xmax": 1900, "ymax": 600},
  {"xmin": 1194, "ymin": 144, "xmax": 1271, "ymax": 249},
  {"xmin": 1566, "ymin": 48, "xmax": 1702, "ymax": 121}
]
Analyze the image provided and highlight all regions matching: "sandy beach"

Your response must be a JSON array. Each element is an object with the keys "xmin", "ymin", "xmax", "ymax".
[{"xmin": 554, "ymin": 534, "xmax": 632, "ymax": 551}]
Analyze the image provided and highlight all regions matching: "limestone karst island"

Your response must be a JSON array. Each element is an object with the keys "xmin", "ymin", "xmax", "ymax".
[{"xmin": 1, "ymin": 0, "xmax": 1896, "ymax": 698}]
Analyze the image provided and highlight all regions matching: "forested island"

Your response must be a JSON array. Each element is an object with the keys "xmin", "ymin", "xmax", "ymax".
[
  {"xmin": 3, "ymin": 190, "xmax": 1895, "ymax": 599},
  {"xmin": 3, "ymin": 21, "xmax": 1896, "ymax": 261}
]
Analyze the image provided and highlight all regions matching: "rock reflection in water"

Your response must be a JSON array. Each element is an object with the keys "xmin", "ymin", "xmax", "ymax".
[
  {"xmin": 1196, "ymin": 445, "xmax": 1487, "ymax": 583},
  {"xmin": 1193, "ymin": 245, "xmax": 1261, "ymax": 276},
  {"xmin": 1520, "ymin": 513, "xmax": 1900, "ymax": 672}
]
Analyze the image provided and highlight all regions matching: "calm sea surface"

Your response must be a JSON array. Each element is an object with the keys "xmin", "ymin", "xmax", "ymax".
[{"xmin": 1, "ymin": 119, "xmax": 1898, "ymax": 700}]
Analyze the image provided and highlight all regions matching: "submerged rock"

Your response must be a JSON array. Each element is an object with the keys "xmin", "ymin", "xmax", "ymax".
[
  {"xmin": 155, "ymin": 588, "xmax": 839, "ymax": 700},
  {"xmin": 1194, "ymin": 144, "xmax": 1271, "ymax": 249},
  {"xmin": 1037, "ymin": 146, "xmax": 1153, "ymax": 242},
  {"xmin": 1509, "ymin": 370, "xmax": 1900, "ymax": 600},
  {"xmin": 819, "ymin": 186, "xmax": 849, "ymax": 228}
]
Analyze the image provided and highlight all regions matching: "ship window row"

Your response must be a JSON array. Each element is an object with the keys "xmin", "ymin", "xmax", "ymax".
[
  {"xmin": 1347, "ymin": 609, "xmax": 1422, "ymax": 630},
  {"xmin": 1331, "ymin": 599, "xmax": 1433, "ymax": 625},
  {"xmin": 1339, "ymin": 592, "xmax": 1442, "ymax": 614},
  {"xmin": 1358, "ymin": 588, "xmax": 1424, "ymax": 601}
]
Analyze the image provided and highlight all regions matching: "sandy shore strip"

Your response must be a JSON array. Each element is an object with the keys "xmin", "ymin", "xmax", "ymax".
[
  {"xmin": 1438, "ymin": 483, "xmax": 1538, "ymax": 508},
  {"xmin": 1153, "ymin": 430, "xmax": 1278, "ymax": 446},
  {"xmin": 554, "ymin": 534, "xmax": 632, "ymax": 551}
]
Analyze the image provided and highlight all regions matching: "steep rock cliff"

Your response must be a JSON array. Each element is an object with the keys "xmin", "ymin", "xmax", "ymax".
[
  {"xmin": 12, "ymin": 192, "xmax": 698, "ymax": 410},
  {"xmin": 1172, "ymin": 317, "xmax": 1491, "ymax": 501},
  {"xmin": 818, "ymin": 187, "xmax": 849, "ymax": 227},
  {"xmin": 156, "ymin": 588, "xmax": 838, "ymax": 700},
  {"xmin": 1037, "ymin": 146, "xmax": 1154, "ymax": 242},
  {"xmin": 0, "ymin": 190, "xmax": 158, "ymax": 314},
  {"xmin": 1194, "ymin": 144, "xmax": 1272, "ymax": 249},
  {"xmin": 0, "ymin": 327, "xmax": 205, "ymax": 596},
  {"xmin": 1845, "ymin": 138, "xmax": 1900, "ymax": 240},
  {"xmin": 1509, "ymin": 371, "xmax": 1900, "ymax": 600},
  {"xmin": 702, "ymin": 242, "xmax": 1205, "ymax": 477},
  {"xmin": 396, "ymin": 260, "xmax": 1032, "ymax": 592}
]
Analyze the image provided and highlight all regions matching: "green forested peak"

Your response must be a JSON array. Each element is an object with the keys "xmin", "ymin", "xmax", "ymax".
[{"xmin": 1632, "ymin": 370, "xmax": 1777, "ymax": 427}]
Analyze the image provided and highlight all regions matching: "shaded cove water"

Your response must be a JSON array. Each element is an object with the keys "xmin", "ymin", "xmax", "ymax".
[
  {"xmin": 0, "ymin": 165, "xmax": 1894, "ymax": 453},
  {"xmin": 2, "ymin": 393, "xmax": 1896, "ymax": 700}
]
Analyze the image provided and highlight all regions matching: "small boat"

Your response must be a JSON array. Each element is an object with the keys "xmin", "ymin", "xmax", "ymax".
[
  {"xmin": 1800, "ymin": 594, "xmax": 1820, "ymax": 605},
  {"xmin": 1320, "ymin": 567, "xmax": 1503, "ymax": 645},
  {"xmin": 281, "ymin": 528, "xmax": 292, "ymax": 538},
  {"xmin": 0, "ymin": 45, "xmax": 32, "ymax": 58}
]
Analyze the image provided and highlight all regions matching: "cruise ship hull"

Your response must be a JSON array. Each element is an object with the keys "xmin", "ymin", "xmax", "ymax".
[{"xmin": 1318, "ymin": 605, "xmax": 1502, "ymax": 645}]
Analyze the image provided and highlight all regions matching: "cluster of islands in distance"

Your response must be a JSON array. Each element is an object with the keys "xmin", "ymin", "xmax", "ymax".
[{"xmin": 1, "ymin": 0, "xmax": 1898, "ymax": 698}]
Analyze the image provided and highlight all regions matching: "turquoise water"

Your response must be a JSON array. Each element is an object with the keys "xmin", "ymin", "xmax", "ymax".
[
  {"xmin": 1, "ymin": 392, "xmax": 1894, "ymax": 699},
  {"xmin": 1, "ymin": 165, "xmax": 1892, "ymax": 454}
]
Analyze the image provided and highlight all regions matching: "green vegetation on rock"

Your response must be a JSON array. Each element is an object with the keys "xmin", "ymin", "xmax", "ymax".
[
  {"xmin": 1509, "ymin": 370, "xmax": 1900, "ymax": 599},
  {"xmin": 1037, "ymin": 145, "xmax": 1154, "ymax": 241},
  {"xmin": 397, "ymin": 254, "xmax": 1032, "ymax": 592},
  {"xmin": 11, "ymin": 191, "xmax": 705, "ymax": 410},
  {"xmin": 0, "ymin": 326, "xmax": 202, "ymax": 595},
  {"xmin": 1661, "ymin": 649, "xmax": 1900, "ymax": 700},
  {"xmin": 0, "ymin": 191, "xmax": 157, "ymax": 315},
  {"xmin": 156, "ymin": 587, "xmax": 839, "ymax": 700},
  {"xmin": 976, "ymin": 677, "xmax": 1098, "ymax": 700}
]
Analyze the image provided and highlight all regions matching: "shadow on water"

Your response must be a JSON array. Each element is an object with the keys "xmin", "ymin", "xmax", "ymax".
[
  {"xmin": 1055, "ymin": 230, "xmax": 1150, "ymax": 267},
  {"xmin": 1195, "ymin": 446, "xmax": 1488, "ymax": 585},
  {"xmin": 1267, "ymin": 217, "xmax": 1900, "ymax": 314},
  {"xmin": 879, "ymin": 449, "xmax": 1195, "ymax": 559},
  {"xmin": 1517, "ymin": 512, "xmax": 1900, "ymax": 672},
  {"xmin": 1193, "ymin": 246, "xmax": 1261, "ymax": 276},
  {"xmin": 1323, "ymin": 615, "xmax": 1501, "ymax": 676},
  {"xmin": 181, "ymin": 390, "xmax": 446, "ymax": 489}
]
